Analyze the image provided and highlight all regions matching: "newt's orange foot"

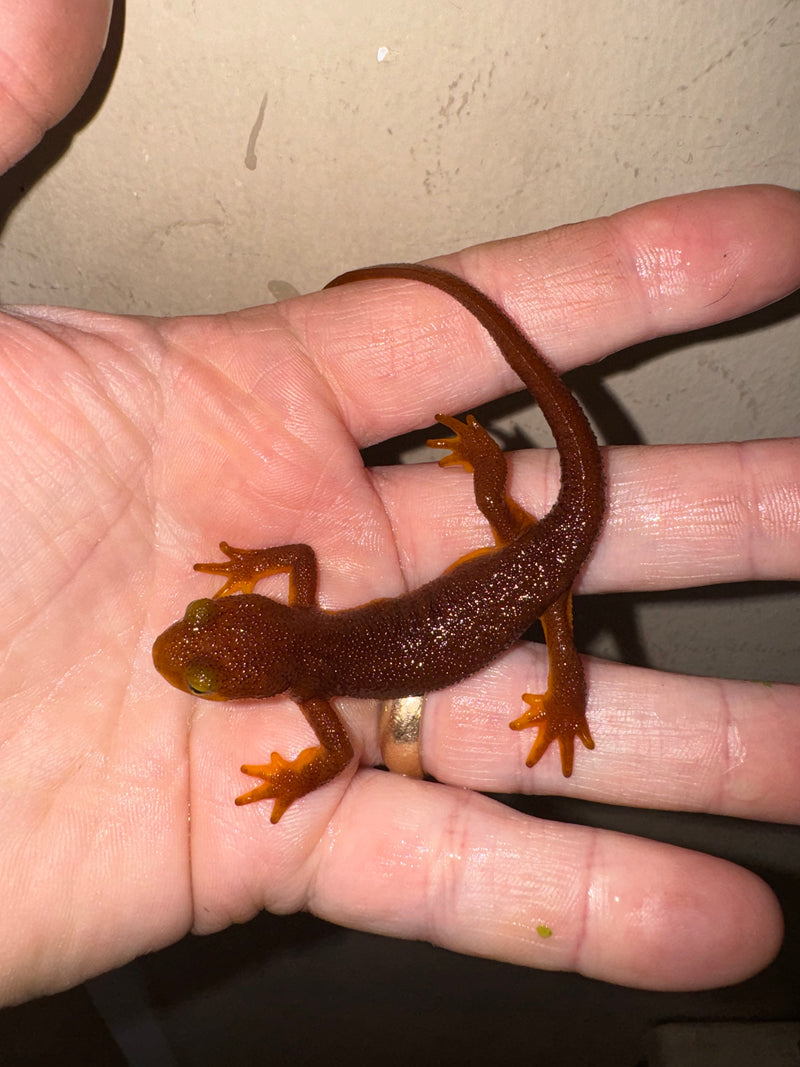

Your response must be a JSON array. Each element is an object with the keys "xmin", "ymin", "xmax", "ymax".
[
  {"xmin": 235, "ymin": 743, "xmax": 349, "ymax": 822},
  {"xmin": 194, "ymin": 541, "xmax": 266, "ymax": 597},
  {"xmin": 194, "ymin": 541, "xmax": 318, "ymax": 605},
  {"xmin": 509, "ymin": 692, "xmax": 594, "ymax": 778},
  {"xmin": 427, "ymin": 413, "xmax": 495, "ymax": 472}
]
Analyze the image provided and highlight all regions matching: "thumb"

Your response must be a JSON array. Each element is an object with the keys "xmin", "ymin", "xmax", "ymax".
[{"xmin": 0, "ymin": 0, "xmax": 112, "ymax": 172}]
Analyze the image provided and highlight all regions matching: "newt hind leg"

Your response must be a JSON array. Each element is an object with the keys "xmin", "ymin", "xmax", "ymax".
[
  {"xmin": 235, "ymin": 698, "xmax": 354, "ymax": 822},
  {"xmin": 427, "ymin": 414, "xmax": 532, "ymax": 544},
  {"xmin": 509, "ymin": 593, "xmax": 594, "ymax": 777},
  {"xmin": 429, "ymin": 413, "xmax": 594, "ymax": 778}
]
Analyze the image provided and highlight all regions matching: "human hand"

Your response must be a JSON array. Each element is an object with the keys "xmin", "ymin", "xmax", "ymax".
[
  {"xmin": 2, "ymin": 2, "xmax": 799, "ymax": 1007},
  {"xmin": 2, "ymin": 181, "xmax": 796, "ymax": 1004}
]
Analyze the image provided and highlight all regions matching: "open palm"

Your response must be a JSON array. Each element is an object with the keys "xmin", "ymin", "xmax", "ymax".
[{"xmin": 1, "ymin": 3, "xmax": 799, "ymax": 1007}]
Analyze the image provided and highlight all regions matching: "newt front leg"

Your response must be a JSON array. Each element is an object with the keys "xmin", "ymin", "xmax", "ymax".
[
  {"xmin": 194, "ymin": 541, "xmax": 318, "ymax": 605},
  {"xmin": 428, "ymin": 414, "xmax": 594, "ymax": 775},
  {"xmin": 185, "ymin": 542, "xmax": 355, "ymax": 821},
  {"xmin": 235, "ymin": 697, "xmax": 354, "ymax": 822}
]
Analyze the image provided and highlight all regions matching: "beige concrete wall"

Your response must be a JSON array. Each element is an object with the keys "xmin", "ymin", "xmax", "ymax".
[{"xmin": 2, "ymin": 0, "xmax": 798, "ymax": 680}]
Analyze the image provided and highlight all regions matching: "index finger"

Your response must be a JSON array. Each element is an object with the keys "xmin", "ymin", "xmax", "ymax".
[{"xmin": 289, "ymin": 184, "xmax": 800, "ymax": 446}]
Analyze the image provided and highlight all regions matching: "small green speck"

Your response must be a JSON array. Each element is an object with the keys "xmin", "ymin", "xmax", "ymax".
[{"xmin": 537, "ymin": 924, "xmax": 552, "ymax": 938}]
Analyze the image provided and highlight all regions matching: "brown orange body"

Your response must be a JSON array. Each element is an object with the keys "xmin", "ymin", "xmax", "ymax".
[{"xmin": 153, "ymin": 264, "xmax": 605, "ymax": 821}]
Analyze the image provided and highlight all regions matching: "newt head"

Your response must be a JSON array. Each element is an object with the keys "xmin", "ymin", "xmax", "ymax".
[{"xmin": 152, "ymin": 594, "xmax": 297, "ymax": 701}]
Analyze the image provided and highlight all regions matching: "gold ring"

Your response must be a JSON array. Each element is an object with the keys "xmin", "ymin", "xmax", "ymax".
[{"xmin": 379, "ymin": 695, "xmax": 424, "ymax": 778}]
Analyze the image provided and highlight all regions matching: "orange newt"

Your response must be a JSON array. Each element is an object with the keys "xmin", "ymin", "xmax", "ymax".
[{"xmin": 152, "ymin": 264, "xmax": 605, "ymax": 821}]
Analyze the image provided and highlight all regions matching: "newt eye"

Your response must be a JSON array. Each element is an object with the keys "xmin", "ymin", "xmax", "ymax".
[
  {"xmin": 184, "ymin": 598, "xmax": 217, "ymax": 630},
  {"xmin": 185, "ymin": 661, "xmax": 220, "ymax": 696}
]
